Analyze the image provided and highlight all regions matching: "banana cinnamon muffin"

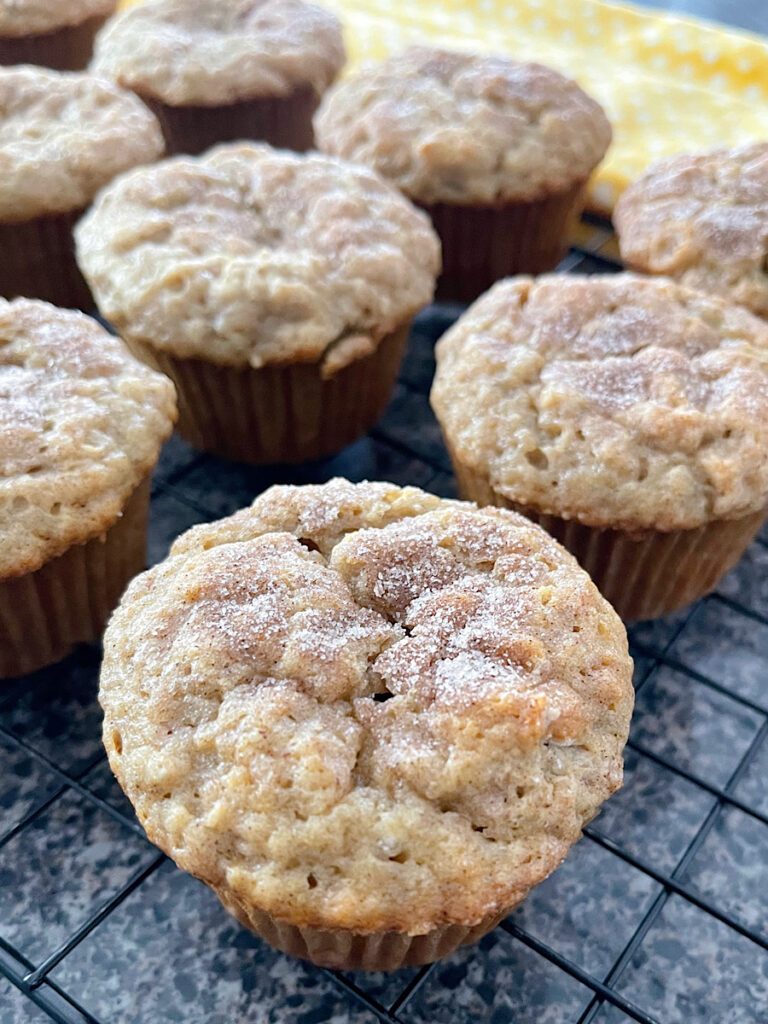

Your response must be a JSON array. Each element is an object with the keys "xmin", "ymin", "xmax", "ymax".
[
  {"xmin": 614, "ymin": 143, "xmax": 768, "ymax": 319},
  {"xmin": 0, "ymin": 64, "xmax": 164, "ymax": 309},
  {"xmin": 76, "ymin": 142, "xmax": 440, "ymax": 464},
  {"xmin": 315, "ymin": 46, "xmax": 611, "ymax": 301},
  {"xmin": 90, "ymin": 0, "xmax": 345, "ymax": 155},
  {"xmin": 0, "ymin": 298, "xmax": 176, "ymax": 678},
  {"xmin": 99, "ymin": 478, "xmax": 633, "ymax": 970},
  {"xmin": 0, "ymin": 0, "xmax": 116, "ymax": 70},
  {"xmin": 431, "ymin": 273, "xmax": 768, "ymax": 621}
]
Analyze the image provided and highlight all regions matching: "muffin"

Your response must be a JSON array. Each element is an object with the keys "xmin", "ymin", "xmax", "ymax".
[
  {"xmin": 75, "ymin": 142, "xmax": 440, "ymax": 464},
  {"xmin": 0, "ymin": 298, "xmax": 176, "ymax": 678},
  {"xmin": 90, "ymin": 0, "xmax": 345, "ymax": 156},
  {"xmin": 315, "ymin": 47, "xmax": 611, "ymax": 302},
  {"xmin": 614, "ymin": 143, "xmax": 768, "ymax": 320},
  {"xmin": 0, "ymin": 0, "xmax": 116, "ymax": 71},
  {"xmin": 99, "ymin": 478, "xmax": 633, "ymax": 970},
  {"xmin": 0, "ymin": 65, "xmax": 164, "ymax": 309},
  {"xmin": 431, "ymin": 274, "xmax": 768, "ymax": 621}
]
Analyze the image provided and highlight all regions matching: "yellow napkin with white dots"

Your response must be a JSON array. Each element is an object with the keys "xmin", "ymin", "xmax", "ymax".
[{"xmin": 120, "ymin": 0, "xmax": 768, "ymax": 215}]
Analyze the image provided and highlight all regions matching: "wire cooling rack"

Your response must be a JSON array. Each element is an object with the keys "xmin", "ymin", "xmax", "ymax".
[{"xmin": 1, "ymin": 221, "xmax": 767, "ymax": 1024}]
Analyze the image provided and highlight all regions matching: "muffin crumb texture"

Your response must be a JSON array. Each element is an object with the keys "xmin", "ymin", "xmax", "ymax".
[
  {"xmin": 0, "ymin": 298, "xmax": 176, "ymax": 579},
  {"xmin": 431, "ymin": 274, "xmax": 768, "ymax": 532},
  {"xmin": 100, "ymin": 479, "xmax": 633, "ymax": 935},
  {"xmin": 90, "ymin": 0, "xmax": 345, "ymax": 106},
  {"xmin": 0, "ymin": 65, "xmax": 164, "ymax": 221},
  {"xmin": 76, "ymin": 143, "xmax": 440, "ymax": 369},
  {"xmin": 614, "ymin": 143, "xmax": 768, "ymax": 319},
  {"xmin": 315, "ymin": 46, "xmax": 612, "ymax": 205},
  {"xmin": 0, "ymin": 0, "xmax": 114, "ymax": 37}
]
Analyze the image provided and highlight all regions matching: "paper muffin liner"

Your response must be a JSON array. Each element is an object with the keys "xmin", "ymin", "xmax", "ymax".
[
  {"xmin": 140, "ymin": 85, "xmax": 319, "ymax": 157},
  {"xmin": 0, "ymin": 475, "xmax": 151, "ymax": 679},
  {"xmin": 0, "ymin": 209, "xmax": 92, "ymax": 311},
  {"xmin": 422, "ymin": 179, "xmax": 587, "ymax": 303},
  {"xmin": 213, "ymin": 884, "xmax": 512, "ymax": 970},
  {"xmin": 0, "ymin": 13, "xmax": 110, "ymax": 70},
  {"xmin": 126, "ymin": 321, "xmax": 411, "ymax": 465},
  {"xmin": 450, "ymin": 456, "xmax": 767, "ymax": 622}
]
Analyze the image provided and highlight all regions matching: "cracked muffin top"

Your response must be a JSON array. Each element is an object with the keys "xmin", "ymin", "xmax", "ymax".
[
  {"xmin": 0, "ymin": 298, "xmax": 176, "ymax": 580},
  {"xmin": 75, "ymin": 142, "xmax": 440, "ymax": 371},
  {"xmin": 0, "ymin": 0, "xmax": 115, "ymax": 37},
  {"xmin": 431, "ymin": 274, "xmax": 768, "ymax": 533},
  {"xmin": 614, "ymin": 143, "xmax": 768, "ymax": 320},
  {"xmin": 100, "ymin": 478, "xmax": 633, "ymax": 935},
  {"xmin": 90, "ymin": 0, "xmax": 345, "ymax": 106},
  {"xmin": 0, "ymin": 65, "xmax": 164, "ymax": 221},
  {"xmin": 314, "ymin": 46, "xmax": 612, "ymax": 206}
]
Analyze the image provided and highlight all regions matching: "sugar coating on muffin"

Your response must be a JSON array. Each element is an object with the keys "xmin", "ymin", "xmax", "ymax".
[
  {"xmin": 614, "ymin": 143, "xmax": 768, "ymax": 319},
  {"xmin": 315, "ymin": 46, "xmax": 612, "ymax": 205},
  {"xmin": 431, "ymin": 274, "xmax": 768, "ymax": 532},
  {"xmin": 100, "ymin": 478, "xmax": 633, "ymax": 935},
  {"xmin": 75, "ymin": 142, "xmax": 441, "ymax": 370},
  {"xmin": 0, "ymin": 65, "xmax": 164, "ymax": 221},
  {"xmin": 0, "ymin": 298, "xmax": 176, "ymax": 579},
  {"xmin": 0, "ymin": 0, "xmax": 115, "ymax": 37},
  {"xmin": 90, "ymin": 0, "xmax": 345, "ymax": 106}
]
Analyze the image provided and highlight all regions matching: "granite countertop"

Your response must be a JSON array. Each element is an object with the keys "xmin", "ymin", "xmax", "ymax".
[{"xmin": 2, "ymin": 3, "xmax": 768, "ymax": 1022}]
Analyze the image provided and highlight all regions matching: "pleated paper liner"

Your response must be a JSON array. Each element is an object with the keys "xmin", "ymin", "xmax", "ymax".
[
  {"xmin": 0, "ymin": 13, "xmax": 110, "ymax": 70},
  {"xmin": 126, "ymin": 321, "xmax": 411, "ymax": 465},
  {"xmin": 0, "ymin": 475, "xmax": 151, "ymax": 679},
  {"xmin": 422, "ymin": 179, "xmax": 586, "ymax": 304},
  {"xmin": 213, "ymin": 884, "xmax": 512, "ymax": 971},
  {"xmin": 450, "ymin": 455, "xmax": 767, "ymax": 622},
  {"xmin": 139, "ymin": 85, "xmax": 319, "ymax": 157},
  {"xmin": 0, "ymin": 209, "xmax": 93, "ymax": 311}
]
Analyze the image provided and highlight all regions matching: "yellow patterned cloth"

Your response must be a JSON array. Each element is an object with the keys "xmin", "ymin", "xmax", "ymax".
[{"xmin": 119, "ymin": 0, "xmax": 768, "ymax": 214}]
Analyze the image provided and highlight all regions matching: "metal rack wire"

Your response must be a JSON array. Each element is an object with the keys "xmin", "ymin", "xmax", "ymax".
[{"xmin": 1, "ymin": 223, "xmax": 767, "ymax": 1024}]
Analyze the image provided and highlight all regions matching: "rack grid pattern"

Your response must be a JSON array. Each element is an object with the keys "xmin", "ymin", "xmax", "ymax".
[{"xmin": 1, "ymin": 222, "xmax": 767, "ymax": 1024}]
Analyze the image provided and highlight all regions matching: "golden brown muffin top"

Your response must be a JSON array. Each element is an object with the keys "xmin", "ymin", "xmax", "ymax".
[
  {"xmin": 0, "ymin": 65, "xmax": 164, "ymax": 221},
  {"xmin": 100, "ymin": 478, "xmax": 633, "ymax": 935},
  {"xmin": 90, "ymin": 0, "xmax": 345, "ymax": 106},
  {"xmin": 314, "ymin": 46, "xmax": 612, "ymax": 206},
  {"xmin": 0, "ymin": 298, "xmax": 176, "ymax": 580},
  {"xmin": 0, "ymin": 0, "xmax": 115, "ymax": 38},
  {"xmin": 431, "ymin": 274, "xmax": 768, "ymax": 532},
  {"xmin": 614, "ymin": 143, "xmax": 768, "ymax": 320},
  {"xmin": 76, "ymin": 143, "xmax": 441, "ymax": 370}
]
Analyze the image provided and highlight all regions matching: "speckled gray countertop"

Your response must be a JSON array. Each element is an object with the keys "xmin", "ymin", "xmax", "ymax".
[{"xmin": 2, "ymin": 3, "xmax": 768, "ymax": 1022}]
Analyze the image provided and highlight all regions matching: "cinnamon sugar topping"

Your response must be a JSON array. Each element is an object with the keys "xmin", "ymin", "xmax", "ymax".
[
  {"xmin": 315, "ymin": 46, "xmax": 611, "ymax": 205},
  {"xmin": 100, "ymin": 479, "xmax": 632, "ymax": 934},
  {"xmin": 0, "ymin": 65, "xmax": 164, "ymax": 221},
  {"xmin": 431, "ymin": 274, "xmax": 768, "ymax": 532},
  {"xmin": 75, "ymin": 143, "xmax": 440, "ymax": 369},
  {"xmin": 90, "ymin": 0, "xmax": 345, "ymax": 106},
  {"xmin": 615, "ymin": 143, "xmax": 768, "ymax": 319},
  {"xmin": 0, "ymin": 298, "xmax": 176, "ymax": 579}
]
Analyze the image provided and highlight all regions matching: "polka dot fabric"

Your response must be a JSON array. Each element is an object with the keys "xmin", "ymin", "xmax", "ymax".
[{"xmin": 119, "ymin": 0, "xmax": 768, "ymax": 215}]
